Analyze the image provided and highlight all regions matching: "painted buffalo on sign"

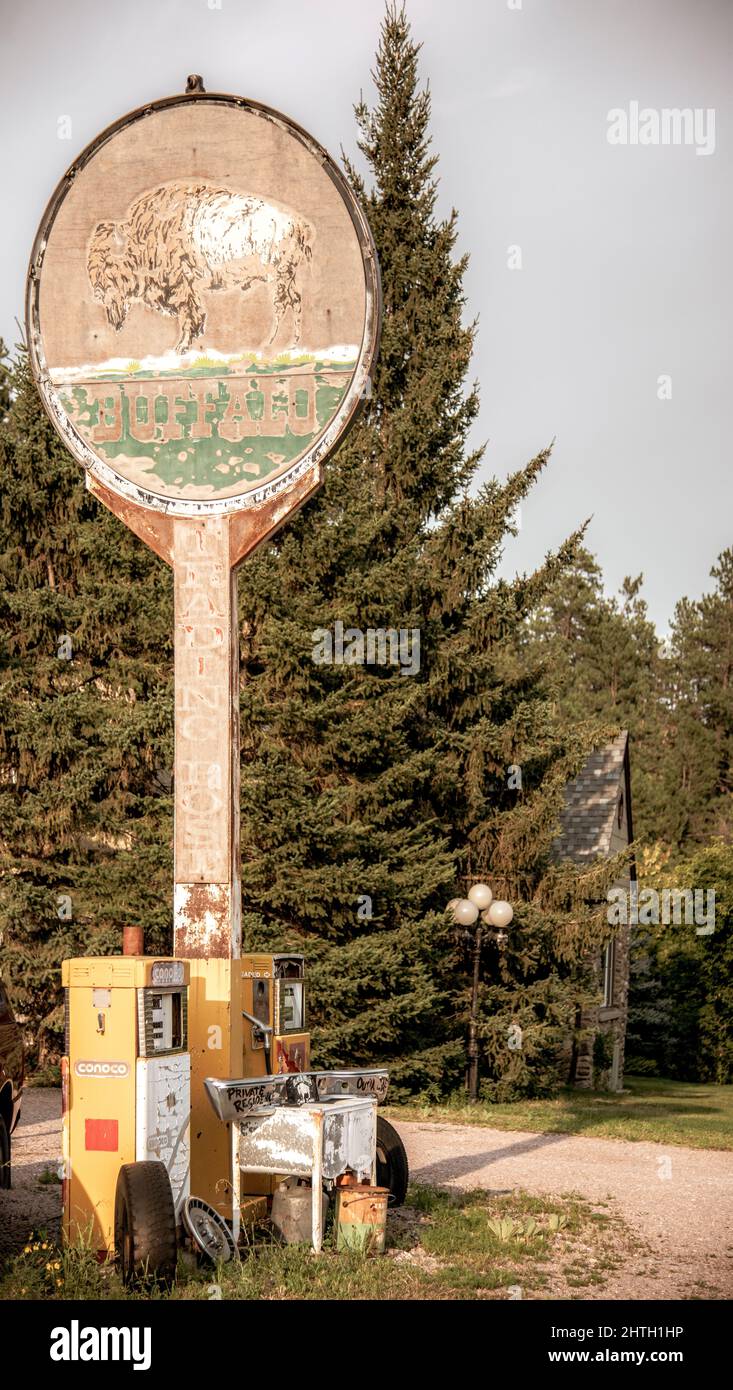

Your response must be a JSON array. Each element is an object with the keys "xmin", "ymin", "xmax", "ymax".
[
  {"xmin": 30, "ymin": 93, "xmax": 375, "ymax": 507},
  {"xmin": 87, "ymin": 182, "xmax": 315, "ymax": 352}
]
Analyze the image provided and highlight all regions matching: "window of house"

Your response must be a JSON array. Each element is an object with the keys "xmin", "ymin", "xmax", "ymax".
[
  {"xmin": 617, "ymin": 792, "xmax": 624, "ymax": 829},
  {"xmin": 602, "ymin": 939, "xmax": 616, "ymax": 1007}
]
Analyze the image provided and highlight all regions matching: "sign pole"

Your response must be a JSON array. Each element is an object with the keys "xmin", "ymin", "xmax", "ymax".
[
  {"xmin": 88, "ymin": 469, "xmax": 321, "ymax": 1211},
  {"xmin": 170, "ymin": 464, "xmax": 322, "ymax": 957},
  {"xmin": 173, "ymin": 515, "xmax": 242, "ymax": 961}
]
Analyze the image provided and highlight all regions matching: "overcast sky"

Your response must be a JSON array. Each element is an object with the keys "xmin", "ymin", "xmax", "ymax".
[{"xmin": 1, "ymin": 0, "xmax": 730, "ymax": 630}]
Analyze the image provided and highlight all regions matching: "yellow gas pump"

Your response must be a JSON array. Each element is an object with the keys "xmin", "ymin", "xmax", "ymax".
[
  {"xmin": 61, "ymin": 955, "xmax": 190, "ymax": 1279},
  {"xmin": 240, "ymin": 953, "xmax": 310, "ymax": 1077},
  {"xmin": 187, "ymin": 953, "xmax": 310, "ymax": 1214}
]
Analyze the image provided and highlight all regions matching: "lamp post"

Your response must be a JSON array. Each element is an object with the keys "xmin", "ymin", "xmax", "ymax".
[{"xmin": 447, "ymin": 883, "xmax": 514, "ymax": 1103}]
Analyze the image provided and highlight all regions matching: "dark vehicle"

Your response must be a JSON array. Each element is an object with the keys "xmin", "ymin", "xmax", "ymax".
[{"xmin": 0, "ymin": 980, "xmax": 25, "ymax": 1188}]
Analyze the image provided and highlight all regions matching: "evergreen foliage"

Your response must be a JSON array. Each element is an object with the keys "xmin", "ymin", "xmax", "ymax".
[
  {"xmin": 661, "ymin": 552, "xmax": 733, "ymax": 849},
  {"xmin": 625, "ymin": 842, "xmax": 733, "ymax": 1083},
  {"xmin": 533, "ymin": 548, "xmax": 733, "ymax": 1082},
  {"xmin": 0, "ymin": 353, "xmax": 174, "ymax": 1065},
  {"xmin": 523, "ymin": 547, "xmax": 664, "ymax": 843}
]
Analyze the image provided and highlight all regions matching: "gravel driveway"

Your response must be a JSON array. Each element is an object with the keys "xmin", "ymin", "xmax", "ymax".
[
  {"xmin": 3, "ymin": 1091, "xmax": 731, "ymax": 1300},
  {"xmin": 0, "ymin": 1087, "xmax": 62, "ymax": 1266},
  {"xmin": 399, "ymin": 1117, "xmax": 733, "ymax": 1299}
]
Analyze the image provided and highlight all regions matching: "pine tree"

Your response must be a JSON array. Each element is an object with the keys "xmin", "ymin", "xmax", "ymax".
[
  {"xmin": 625, "ymin": 841, "xmax": 733, "ymax": 1082},
  {"xmin": 624, "ymin": 923, "xmax": 676, "ymax": 1077},
  {"xmin": 523, "ymin": 546, "xmax": 665, "ymax": 844},
  {"xmin": 0, "ymin": 353, "xmax": 174, "ymax": 1067},
  {"xmin": 660, "ymin": 550, "xmax": 733, "ymax": 848},
  {"xmin": 237, "ymin": 5, "xmax": 620, "ymax": 1099}
]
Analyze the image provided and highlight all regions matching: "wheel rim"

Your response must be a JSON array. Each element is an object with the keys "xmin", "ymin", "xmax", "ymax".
[{"xmin": 184, "ymin": 1197, "xmax": 237, "ymax": 1264}]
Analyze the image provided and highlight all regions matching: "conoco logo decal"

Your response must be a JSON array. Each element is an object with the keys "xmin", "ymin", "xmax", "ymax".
[{"xmin": 74, "ymin": 1060, "xmax": 130, "ymax": 1078}]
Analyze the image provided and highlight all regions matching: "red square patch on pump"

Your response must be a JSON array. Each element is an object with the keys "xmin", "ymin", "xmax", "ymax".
[{"xmin": 84, "ymin": 1118, "xmax": 118, "ymax": 1152}]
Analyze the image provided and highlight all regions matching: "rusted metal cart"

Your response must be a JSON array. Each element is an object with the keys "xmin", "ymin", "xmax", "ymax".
[{"xmin": 206, "ymin": 1069, "xmax": 390, "ymax": 1252}]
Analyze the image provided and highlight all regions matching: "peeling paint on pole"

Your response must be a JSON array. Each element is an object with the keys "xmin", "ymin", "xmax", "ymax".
[
  {"xmin": 173, "ymin": 883, "xmax": 233, "ymax": 959},
  {"xmin": 172, "ymin": 518, "xmax": 240, "ymax": 956}
]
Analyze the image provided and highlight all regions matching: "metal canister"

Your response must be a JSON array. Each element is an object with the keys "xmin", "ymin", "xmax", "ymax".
[
  {"xmin": 335, "ymin": 1186, "xmax": 389, "ymax": 1255},
  {"xmin": 270, "ymin": 1181, "xmax": 329, "ymax": 1246}
]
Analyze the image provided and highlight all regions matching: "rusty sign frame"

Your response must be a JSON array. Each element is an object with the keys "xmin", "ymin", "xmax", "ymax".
[{"xmin": 25, "ymin": 88, "xmax": 382, "ymax": 519}]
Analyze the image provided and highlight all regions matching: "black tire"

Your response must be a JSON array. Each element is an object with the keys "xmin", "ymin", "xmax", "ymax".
[
  {"xmin": 376, "ymin": 1115, "xmax": 408, "ymax": 1206},
  {"xmin": 0, "ymin": 1114, "xmax": 10, "ymax": 1191},
  {"xmin": 114, "ymin": 1161, "xmax": 177, "ymax": 1286}
]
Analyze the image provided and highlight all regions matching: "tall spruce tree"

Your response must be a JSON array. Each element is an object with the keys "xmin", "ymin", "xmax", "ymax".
[
  {"xmin": 237, "ymin": 4, "xmax": 619, "ymax": 1099},
  {"xmin": 659, "ymin": 550, "xmax": 733, "ymax": 849},
  {"xmin": 0, "ymin": 353, "xmax": 174, "ymax": 1066}
]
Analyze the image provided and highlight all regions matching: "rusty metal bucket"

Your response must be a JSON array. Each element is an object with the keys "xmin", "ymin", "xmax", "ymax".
[{"xmin": 335, "ymin": 1186, "xmax": 389, "ymax": 1255}]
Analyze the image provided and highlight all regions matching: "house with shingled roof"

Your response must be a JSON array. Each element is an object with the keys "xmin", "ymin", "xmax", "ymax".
[{"xmin": 554, "ymin": 731, "xmax": 636, "ymax": 1090}]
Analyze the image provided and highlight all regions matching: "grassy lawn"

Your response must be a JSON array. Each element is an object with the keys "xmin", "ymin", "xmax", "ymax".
[
  {"xmin": 385, "ymin": 1077, "xmax": 733, "ymax": 1151},
  {"xmin": 0, "ymin": 1185, "xmax": 630, "ymax": 1302}
]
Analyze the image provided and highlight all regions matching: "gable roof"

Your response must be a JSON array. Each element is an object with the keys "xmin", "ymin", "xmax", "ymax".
[{"xmin": 554, "ymin": 731, "xmax": 629, "ymax": 865}]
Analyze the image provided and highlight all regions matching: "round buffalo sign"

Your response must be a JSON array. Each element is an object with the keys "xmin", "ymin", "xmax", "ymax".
[{"xmin": 26, "ymin": 92, "xmax": 380, "ymax": 516}]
